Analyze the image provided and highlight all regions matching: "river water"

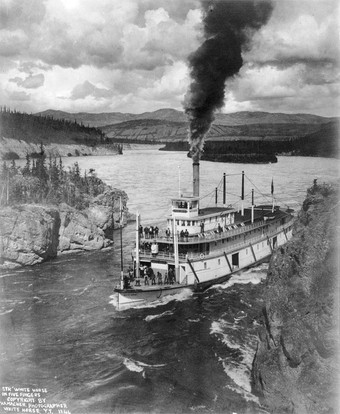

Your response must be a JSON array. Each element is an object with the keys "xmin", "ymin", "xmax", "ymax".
[{"xmin": 0, "ymin": 148, "xmax": 338, "ymax": 414}]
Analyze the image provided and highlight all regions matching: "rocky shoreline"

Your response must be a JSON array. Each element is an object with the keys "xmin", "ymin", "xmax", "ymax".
[
  {"xmin": 251, "ymin": 182, "xmax": 339, "ymax": 413},
  {"xmin": 0, "ymin": 188, "xmax": 129, "ymax": 268}
]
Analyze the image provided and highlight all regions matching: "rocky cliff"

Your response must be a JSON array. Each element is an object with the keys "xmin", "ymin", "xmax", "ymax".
[
  {"xmin": 251, "ymin": 182, "xmax": 339, "ymax": 413},
  {"xmin": 0, "ymin": 188, "xmax": 128, "ymax": 268}
]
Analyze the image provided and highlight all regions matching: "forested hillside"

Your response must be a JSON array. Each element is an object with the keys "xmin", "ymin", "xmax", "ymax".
[
  {"xmin": 0, "ymin": 107, "xmax": 108, "ymax": 146},
  {"xmin": 0, "ymin": 107, "xmax": 124, "ymax": 159}
]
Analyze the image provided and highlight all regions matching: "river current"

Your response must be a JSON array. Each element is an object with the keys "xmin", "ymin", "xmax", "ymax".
[{"xmin": 0, "ymin": 148, "xmax": 338, "ymax": 414}]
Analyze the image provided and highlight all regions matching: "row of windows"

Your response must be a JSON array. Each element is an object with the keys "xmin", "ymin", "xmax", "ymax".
[
  {"xmin": 171, "ymin": 215, "xmax": 233, "ymax": 227},
  {"xmin": 203, "ymin": 258, "xmax": 221, "ymax": 270},
  {"xmin": 246, "ymin": 241, "xmax": 267, "ymax": 255}
]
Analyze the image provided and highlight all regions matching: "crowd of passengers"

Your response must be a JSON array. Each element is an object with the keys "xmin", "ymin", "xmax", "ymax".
[
  {"xmin": 123, "ymin": 265, "xmax": 176, "ymax": 289},
  {"xmin": 139, "ymin": 222, "xmax": 226, "ymax": 241},
  {"xmin": 139, "ymin": 225, "xmax": 159, "ymax": 238},
  {"xmin": 139, "ymin": 222, "xmax": 226, "ymax": 246}
]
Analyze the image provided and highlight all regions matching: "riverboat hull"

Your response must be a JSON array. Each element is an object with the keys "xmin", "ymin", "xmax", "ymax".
[
  {"xmin": 114, "ymin": 250, "xmax": 272, "ymax": 305},
  {"xmin": 115, "ymin": 284, "xmax": 189, "ymax": 305}
]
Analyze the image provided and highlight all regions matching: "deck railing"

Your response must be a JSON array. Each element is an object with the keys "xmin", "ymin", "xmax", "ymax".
[
  {"xmin": 138, "ymin": 221, "xmax": 292, "ymax": 262},
  {"xmin": 141, "ymin": 219, "xmax": 268, "ymax": 243}
]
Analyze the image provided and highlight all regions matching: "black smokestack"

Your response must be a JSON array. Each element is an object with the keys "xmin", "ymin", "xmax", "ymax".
[{"xmin": 184, "ymin": 0, "xmax": 273, "ymax": 162}]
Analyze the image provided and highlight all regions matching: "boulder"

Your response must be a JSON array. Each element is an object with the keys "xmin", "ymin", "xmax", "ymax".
[
  {"xmin": 58, "ymin": 204, "xmax": 108, "ymax": 252},
  {"xmin": 0, "ymin": 204, "xmax": 60, "ymax": 267}
]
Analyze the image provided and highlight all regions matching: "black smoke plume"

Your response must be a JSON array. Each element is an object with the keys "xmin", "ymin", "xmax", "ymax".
[{"xmin": 184, "ymin": 0, "xmax": 273, "ymax": 162}]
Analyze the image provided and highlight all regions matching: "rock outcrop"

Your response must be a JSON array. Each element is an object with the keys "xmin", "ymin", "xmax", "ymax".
[
  {"xmin": 0, "ymin": 205, "xmax": 60, "ymax": 267},
  {"xmin": 0, "ymin": 188, "xmax": 129, "ymax": 268},
  {"xmin": 251, "ymin": 183, "xmax": 339, "ymax": 413}
]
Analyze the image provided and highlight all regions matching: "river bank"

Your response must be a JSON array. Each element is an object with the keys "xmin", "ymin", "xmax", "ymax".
[{"xmin": 0, "ymin": 137, "xmax": 121, "ymax": 159}]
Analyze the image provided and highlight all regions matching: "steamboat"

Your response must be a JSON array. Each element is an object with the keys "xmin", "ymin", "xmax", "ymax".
[{"xmin": 114, "ymin": 161, "xmax": 294, "ymax": 305}]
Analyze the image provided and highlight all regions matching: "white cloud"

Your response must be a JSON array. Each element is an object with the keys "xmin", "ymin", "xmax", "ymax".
[
  {"xmin": 10, "ymin": 73, "xmax": 45, "ymax": 89},
  {"xmin": 0, "ymin": 29, "xmax": 29, "ymax": 56},
  {"xmin": 0, "ymin": 0, "xmax": 338, "ymax": 116},
  {"xmin": 69, "ymin": 80, "xmax": 112, "ymax": 100}
]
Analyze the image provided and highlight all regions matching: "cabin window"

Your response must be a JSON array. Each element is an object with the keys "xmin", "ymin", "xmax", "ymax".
[
  {"xmin": 218, "ymin": 259, "xmax": 221, "ymax": 265},
  {"xmin": 204, "ymin": 262, "xmax": 207, "ymax": 269},
  {"xmin": 176, "ymin": 220, "xmax": 179, "ymax": 226},
  {"xmin": 187, "ymin": 221, "xmax": 191, "ymax": 226},
  {"xmin": 257, "ymin": 244, "xmax": 259, "ymax": 250},
  {"xmin": 222, "ymin": 239, "xmax": 225, "ymax": 244},
  {"xmin": 182, "ymin": 221, "xmax": 185, "ymax": 226},
  {"xmin": 246, "ymin": 248, "xmax": 248, "ymax": 255}
]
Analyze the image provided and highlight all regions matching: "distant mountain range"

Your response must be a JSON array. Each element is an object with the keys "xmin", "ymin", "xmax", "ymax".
[
  {"xmin": 36, "ymin": 109, "xmax": 339, "ymax": 157},
  {"xmin": 3, "ymin": 108, "xmax": 337, "ymax": 159},
  {"xmin": 37, "ymin": 108, "xmax": 336, "ymax": 128}
]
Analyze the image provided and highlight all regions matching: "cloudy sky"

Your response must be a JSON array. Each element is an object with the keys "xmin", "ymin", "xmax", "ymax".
[{"xmin": 0, "ymin": 0, "xmax": 339, "ymax": 116}]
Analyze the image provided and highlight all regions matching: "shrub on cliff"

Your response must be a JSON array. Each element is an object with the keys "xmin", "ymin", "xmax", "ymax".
[
  {"xmin": 0, "ymin": 151, "xmax": 108, "ymax": 210},
  {"xmin": 2, "ymin": 151, "xmax": 20, "ymax": 160}
]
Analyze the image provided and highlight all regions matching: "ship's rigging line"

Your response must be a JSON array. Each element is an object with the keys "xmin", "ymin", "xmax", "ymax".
[{"xmin": 138, "ymin": 172, "xmax": 299, "ymax": 225}]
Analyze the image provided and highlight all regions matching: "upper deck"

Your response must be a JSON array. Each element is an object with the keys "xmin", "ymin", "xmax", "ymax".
[
  {"xmin": 137, "ymin": 205, "xmax": 294, "ymax": 262},
  {"xmin": 142, "ymin": 205, "xmax": 293, "ymax": 246}
]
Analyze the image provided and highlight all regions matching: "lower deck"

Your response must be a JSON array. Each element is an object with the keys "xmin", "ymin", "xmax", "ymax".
[{"xmin": 127, "ymin": 217, "xmax": 294, "ymax": 290}]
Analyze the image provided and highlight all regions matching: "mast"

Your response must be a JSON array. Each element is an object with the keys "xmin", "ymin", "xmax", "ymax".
[
  {"xmin": 251, "ymin": 188, "xmax": 254, "ymax": 223},
  {"xmin": 223, "ymin": 172, "xmax": 226, "ymax": 205},
  {"xmin": 173, "ymin": 217, "xmax": 179, "ymax": 282},
  {"xmin": 119, "ymin": 197, "xmax": 124, "ymax": 289},
  {"xmin": 178, "ymin": 165, "xmax": 181, "ymax": 197},
  {"xmin": 241, "ymin": 170, "xmax": 244, "ymax": 216},
  {"xmin": 135, "ymin": 211, "xmax": 140, "ymax": 279}
]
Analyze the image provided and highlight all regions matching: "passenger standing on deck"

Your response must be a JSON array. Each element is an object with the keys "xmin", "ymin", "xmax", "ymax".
[
  {"xmin": 184, "ymin": 229, "xmax": 189, "ymax": 241},
  {"xmin": 144, "ymin": 226, "xmax": 149, "ymax": 239},
  {"xmin": 128, "ymin": 266, "xmax": 134, "ymax": 281},
  {"xmin": 200, "ymin": 221, "xmax": 205, "ymax": 233},
  {"xmin": 157, "ymin": 271, "xmax": 162, "ymax": 285},
  {"xmin": 150, "ymin": 268, "xmax": 156, "ymax": 285},
  {"xmin": 149, "ymin": 226, "xmax": 154, "ymax": 238},
  {"xmin": 169, "ymin": 268, "xmax": 175, "ymax": 284},
  {"xmin": 123, "ymin": 274, "xmax": 130, "ymax": 289},
  {"xmin": 180, "ymin": 230, "xmax": 185, "ymax": 241},
  {"xmin": 139, "ymin": 225, "xmax": 143, "ymax": 237},
  {"xmin": 154, "ymin": 226, "xmax": 159, "ymax": 237},
  {"xmin": 144, "ymin": 266, "xmax": 149, "ymax": 285},
  {"xmin": 165, "ymin": 228, "xmax": 171, "ymax": 240},
  {"xmin": 164, "ymin": 271, "xmax": 169, "ymax": 284}
]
